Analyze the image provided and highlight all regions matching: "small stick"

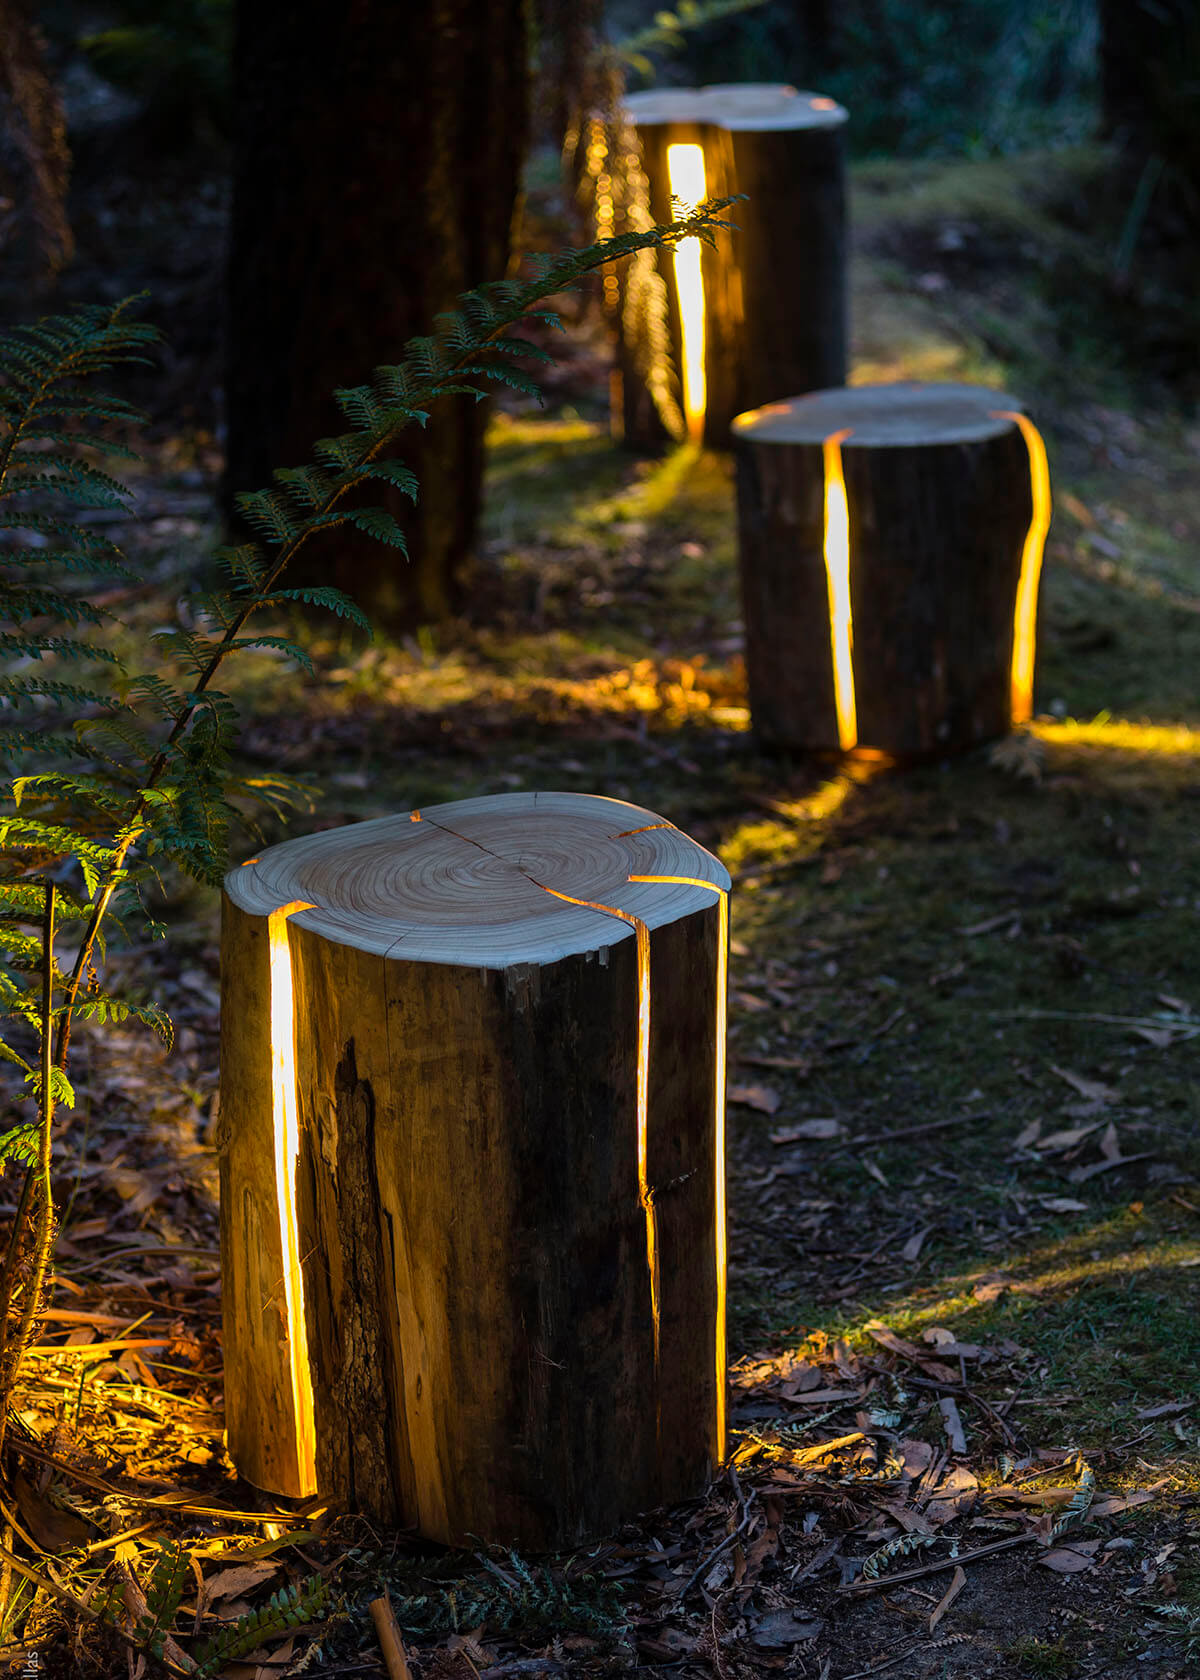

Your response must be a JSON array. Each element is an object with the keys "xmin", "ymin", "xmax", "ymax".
[
  {"xmin": 368, "ymin": 1594, "xmax": 411, "ymax": 1680},
  {"xmin": 676, "ymin": 1469, "xmax": 756, "ymax": 1602},
  {"xmin": 841, "ymin": 1533, "xmax": 1033, "ymax": 1595}
]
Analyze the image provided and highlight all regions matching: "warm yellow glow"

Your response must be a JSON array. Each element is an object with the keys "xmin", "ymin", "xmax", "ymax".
[
  {"xmin": 1032, "ymin": 718, "xmax": 1200, "ymax": 755},
  {"xmin": 666, "ymin": 143, "xmax": 708, "ymax": 442},
  {"xmin": 535, "ymin": 886, "xmax": 659, "ymax": 1366},
  {"xmin": 628, "ymin": 876, "xmax": 728, "ymax": 1462},
  {"xmin": 811, "ymin": 96, "xmax": 838, "ymax": 110},
  {"xmin": 267, "ymin": 901, "xmax": 317, "ymax": 1497},
  {"xmin": 822, "ymin": 428, "xmax": 858, "ymax": 751},
  {"xmin": 992, "ymin": 410, "xmax": 1051, "ymax": 725}
]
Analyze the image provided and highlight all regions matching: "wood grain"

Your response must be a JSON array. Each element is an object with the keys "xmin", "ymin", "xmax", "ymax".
[{"xmin": 220, "ymin": 792, "xmax": 731, "ymax": 1546}]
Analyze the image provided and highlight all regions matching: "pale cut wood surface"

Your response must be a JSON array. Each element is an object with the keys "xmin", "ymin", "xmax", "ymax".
[
  {"xmin": 732, "ymin": 381, "xmax": 1024, "ymax": 448},
  {"xmin": 623, "ymin": 84, "xmax": 847, "ymax": 130},
  {"xmin": 227, "ymin": 790, "xmax": 727, "ymax": 965},
  {"xmin": 221, "ymin": 792, "xmax": 730, "ymax": 1546}
]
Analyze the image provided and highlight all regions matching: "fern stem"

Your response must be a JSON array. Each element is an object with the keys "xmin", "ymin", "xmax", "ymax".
[
  {"xmin": 0, "ymin": 883, "xmax": 56, "ymax": 1457},
  {"xmin": 52, "ymin": 206, "xmax": 737, "ymax": 1066}
]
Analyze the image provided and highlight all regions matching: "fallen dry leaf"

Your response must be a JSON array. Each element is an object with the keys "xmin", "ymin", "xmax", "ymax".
[
  {"xmin": 926, "ymin": 1466, "xmax": 978, "ymax": 1527},
  {"xmin": 1089, "ymin": 1490, "xmax": 1158, "ymax": 1518},
  {"xmin": 1050, "ymin": 1065, "xmax": 1117, "ymax": 1105},
  {"xmin": 928, "ymin": 1565, "xmax": 966, "ymax": 1632},
  {"xmin": 901, "ymin": 1227, "xmax": 931, "ymax": 1262},
  {"xmin": 749, "ymin": 1609, "xmax": 825, "ymax": 1649},
  {"xmin": 771, "ymin": 1118, "xmax": 843, "ymax": 1142},
  {"xmin": 201, "ymin": 1561, "xmax": 280, "ymax": 1610},
  {"xmin": 1040, "ymin": 1540, "xmax": 1101, "ymax": 1573},
  {"xmin": 1135, "ymin": 1399, "xmax": 1196, "ymax": 1420},
  {"xmin": 728, "ymin": 1083, "xmax": 782, "ymax": 1115},
  {"xmin": 1037, "ymin": 1123, "xmax": 1102, "ymax": 1152},
  {"xmin": 939, "ymin": 1396, "xmax": 967, "ymax": 1454},
  {"xmin": 1040, "ymin": 1196, "xmax": 1089, "ymax": 1213}
]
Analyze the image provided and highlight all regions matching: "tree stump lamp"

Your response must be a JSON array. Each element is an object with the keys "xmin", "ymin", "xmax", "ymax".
[
  {"xmin": 732, "ymin": 383, "xmax": 1052, "ymax": 756},
  {"xmin": 219, "ymin": 793, "xmax": 731, "ymax": 1548},
  {"xmin": 616, "ymin": 82, "xmax": 848, "ymax": 449}
]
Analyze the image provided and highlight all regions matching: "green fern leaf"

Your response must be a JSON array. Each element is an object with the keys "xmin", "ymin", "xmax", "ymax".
[
  {"xmin": 344, "ymin": 508, "xmax": 408, "ymax": 552},
  {"xmin": 192, "ymin": 1578, "xmax": 329, "ymax": 1677},
  {"xmin": 264, "ymin": 585, "xmax": 373, "ymax": 628}
]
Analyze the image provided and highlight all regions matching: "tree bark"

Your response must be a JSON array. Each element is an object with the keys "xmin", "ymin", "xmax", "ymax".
[
  {"xmin": 733, "ymin": 383, "xmax": 1042, "ymax": 757},
  {"xmin": 226, "ymin": 0, "xmax": 527, "ymax": 629},
  {"xmin": 220, "ymin": 792, "xmax": 730, "ymax": 1548},
  {"xmin": 619, "ymin": 85, "xmax": 847, "ymax": 449}
]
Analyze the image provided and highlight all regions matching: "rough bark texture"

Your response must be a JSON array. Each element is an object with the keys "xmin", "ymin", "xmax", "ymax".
[
  {"xmin": 733, "ymin": 385, "xmax": 1036, "ymax": 757},
  {"xmin": 226, "ymin": 0, "xmax": 527, "ymax": 628},
  {"xmin": 219, "ymin": 795, "xmax": 728, "ymax": 1547},
  {"xmin": 726, "ymin": 120, "xmax": 847, "ymax": 421},
  {"xmin": 619, "ymin": 87, "xmax": 846, "ymax": 449}
]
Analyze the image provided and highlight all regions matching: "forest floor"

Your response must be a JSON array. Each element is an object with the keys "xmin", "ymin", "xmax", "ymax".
[{"xmin": 4, "ymin": 142, "xmax": 1200, "ymax": 1679}]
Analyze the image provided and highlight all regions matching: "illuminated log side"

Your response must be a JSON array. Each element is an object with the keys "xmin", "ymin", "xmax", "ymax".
[
  {"xmin": 732, "ymin": 383, "xmax": 1044, "ymax": 757},
  {"xmin": 219, "ymin": 792, "xmax": 730, "ymax": 1547},
  {"xmin": 619, "ymin": 83, "xmax": 847, "ymax": 450}
]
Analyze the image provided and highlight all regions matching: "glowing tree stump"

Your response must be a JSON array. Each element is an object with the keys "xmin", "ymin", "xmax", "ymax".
[
  {"xmin": 731, "ymin": 383, "xmax": 1051, "ymax": 756},
  {"xmin": 219, "ymin": 792, "xmax": 730, "ymax": 1548},
  {"xmin": 617, "ymin": 83, "xmax": 847, "ymax": 449}
]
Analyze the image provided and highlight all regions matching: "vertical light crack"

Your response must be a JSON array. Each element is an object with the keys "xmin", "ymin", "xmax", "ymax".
[
  {"xmin": 628, "ymin": 875, "xmax": 729, "ymax": 1461},
  {"xmin": 267, "ymin": 899, "xmax": 318, "ymax": 1496},
  {"xmin": 992, "ymin": 409, "xmax": 1051, "ymax": 725}
]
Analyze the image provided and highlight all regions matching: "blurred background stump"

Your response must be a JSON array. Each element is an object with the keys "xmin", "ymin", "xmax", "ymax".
[
  {"xmin": 732, "ymin": 382, "xmax": 1051, "ymax": 757},
  {"xmin": 219, "ymin": 792, "xmax": 731, "ymax": 1548},
  {"xmin": 616, "ymin": 83, "xmax": 848, "ymax": 450}
]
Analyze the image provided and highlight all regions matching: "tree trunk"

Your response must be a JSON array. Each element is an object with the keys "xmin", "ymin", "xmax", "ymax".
[
  {"xmin": 219, "ymin": 792, "xmax": 730, "ymax": 1548},
  {"xmin": 226, "ymin": 0, "xmax": 527, "ymax": 629},
  {"xmin": 618, "ymin": 84, "xmax": 847, "ymax": 449},
  {"xmin": 732, "ymin": 383, "xmax": 1047, "ymax": 758}
]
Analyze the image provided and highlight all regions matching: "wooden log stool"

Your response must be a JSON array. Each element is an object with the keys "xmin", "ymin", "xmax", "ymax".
[
  {"xmin": 617, "ymin": 83, "xmax": 848, "ymax": 449},
  {"xmin": 219, "ymin": 792, "xmax": 731, "ymax": 1548},
  {"xmin": 731, "ymin": 382, "xmax": 1051, "ymax": 757}
]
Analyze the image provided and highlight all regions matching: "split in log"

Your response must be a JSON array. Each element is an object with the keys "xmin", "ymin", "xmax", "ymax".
[
  {"xmin": 731, "ymin": 382, "xmax": 1052, "ymax": 757},
  {"xmin": 219, "ymin": 792, "xmax": 731, "ymax": 1548},
  {"xmin": 616, "ymin": 83, "xmax": 847, "ymax": 449}
]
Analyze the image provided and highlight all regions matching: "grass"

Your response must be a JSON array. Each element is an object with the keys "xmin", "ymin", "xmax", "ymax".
[{"xmin": 18, "ymin": 137, "xmax": 1197, "ymax": 1677}]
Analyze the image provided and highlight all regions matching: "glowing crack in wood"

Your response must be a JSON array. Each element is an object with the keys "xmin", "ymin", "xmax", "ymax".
[
  {"xmin": 628, "ymin": 874, "xmax": 728, "ymax": 1461},
  {"xmin": 666, "ymin": 143, "xmax": 708, "ymax": 442},
  {"xmin": 822, "ymin": 427, "xmax": 858, "ymax": 751},
  {"xmin": 267, "ymin": 900, "xmax": 317, "ymax": 1496},
  {"xmin": 535, "ymin": 884, "xmax": 659, "ymax": 1369},
  {"xmin": 992, "ymin": 410, "xmax": 1051, "ymax": 725}
]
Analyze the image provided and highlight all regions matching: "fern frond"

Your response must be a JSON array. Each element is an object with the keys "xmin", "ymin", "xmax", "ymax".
[
  {"xmin": 192, "ymin": 1578, "xmax": 329, "ymax": 1677},
  {"xmin": 261, "ymin": 586, "xmax": 373, "ymax": 628},
  {"xmin": 0, "ymin": 676, "xmax": 121, "ymax": 709},
  {"xmin": 0, "ymin": 633, "xmax": 121, "ymax": 664},
  {"xmin": 860, "ymin": 1533, "xmax": 938, "ymax": 1581},
  {"xmin": 223, "ymin": 635, "xmax": 314, "ymax": 672},
  {"xmin": 0, "ymin": 585, "xmax": 108, "ymax": 626},
  {"xmin": 354, "ymin": 458, "xmax": 419, "ymax": 500}
]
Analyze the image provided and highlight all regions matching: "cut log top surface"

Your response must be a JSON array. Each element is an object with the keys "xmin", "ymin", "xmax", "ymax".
[
  {"xmin": 731, "ymin": 382, "xmax": 1026, "ymax": 448},
  {"xmin": 225, "ymin": 791, "xmax": 730, "ymax": 968},
  {"xmin": 622, "ymin": 83, "xmax": 847, "ymax": 131}
]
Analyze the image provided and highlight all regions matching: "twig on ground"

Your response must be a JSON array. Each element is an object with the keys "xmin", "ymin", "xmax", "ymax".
[
  {"xmin": 676, "ymin": 1466, "xmax": 757, "ymax": 1602},
  {"xmin": 368, "ymin": 1595, "xmax": 411, "ymax": 1680},
  {"xmin": 841, "ymin": 1533, "xmax": 1033, "ymax": 1595}
]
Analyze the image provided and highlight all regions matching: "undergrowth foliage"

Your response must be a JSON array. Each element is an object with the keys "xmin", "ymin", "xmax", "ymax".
[{"xmin": 0, "ymin": 200, "xmax": 736, "ymax": 1662}]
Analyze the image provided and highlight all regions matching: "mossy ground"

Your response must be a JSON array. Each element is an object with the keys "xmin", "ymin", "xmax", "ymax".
[{"xmin": 11, "ymin": 143, "xmax": 1198, "ymax": 1677}]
